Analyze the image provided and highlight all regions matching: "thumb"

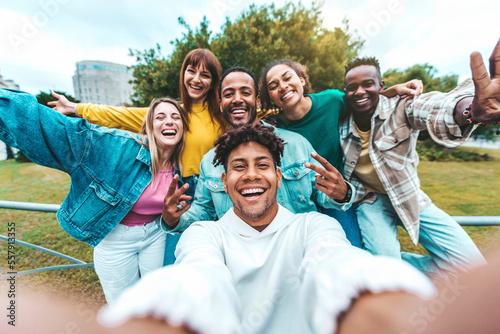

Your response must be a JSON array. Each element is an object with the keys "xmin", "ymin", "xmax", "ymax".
[{"xmin": 51, "ymin": 90, "xmax": 61, "ymax": 98}]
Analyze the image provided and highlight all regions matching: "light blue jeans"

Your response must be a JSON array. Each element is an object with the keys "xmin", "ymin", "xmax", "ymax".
[
  {"xmin": 94, "ymin": 218, "xmax": 166, "ymax": 304},
  {"xmin": 320, "ymin": 206, "xmax": 363, "ymax": 248},
  {"xmin": 356, "ymin": 194, "xmax": 486, "ymax": 278}
]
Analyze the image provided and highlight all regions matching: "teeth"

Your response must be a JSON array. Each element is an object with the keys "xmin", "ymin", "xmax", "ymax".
[
  {"xmin": 241, "ymin": 188, "xmax": 264, "ymax": 195},
  {"xmin": 232, "ymin": 109, "xmax": 247, "ymax": 114},
  {"xmin": 356, "ymin": 98, "xmax": 368, "ymax": 103},
  {"xmin": 282, "ymin": 91, "xmax": 293, "ymax": 100},
  {"xmin": 162, "ymin": 130, "xmax": 176, "ymax": 135},
  {"xmin": 190, "ymin": 85, "xmax": 202, "ymax": 90}
]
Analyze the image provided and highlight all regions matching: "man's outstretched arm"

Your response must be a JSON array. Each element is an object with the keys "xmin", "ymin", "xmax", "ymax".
[{"xmin": 453, "ymin": 38, "xmax": 500, "ymax": 127}]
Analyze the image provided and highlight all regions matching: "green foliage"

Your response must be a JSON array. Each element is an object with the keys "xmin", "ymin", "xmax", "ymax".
[
  {"xmin": 416, "ymin": 139, "xmax": 490, "ymax": 162},
  {"xmin": 36, "ymin": 90, "xmax": 79, "ymax": 107},
  {"xmin": 128, "ymin": 1, "xmax": 364, "ymax": 105},
  {"xmin": 469, "ymin": 125, "xmax": 500, "ymax": 141},
  {"xmin": 383, "ymin": 63, "xmax": 458, "ymax": 93}
]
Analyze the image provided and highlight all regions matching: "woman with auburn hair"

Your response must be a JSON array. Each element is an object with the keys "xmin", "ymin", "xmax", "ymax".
[
  {"xmin": 0, "ymin": 91, "xmax": 188, "ymax": 304},
  {"xmin": 49, "ymin": 48, "xmax": 226, "ymax": 264},
  {"xmin": 259, "ymin": 59, "xmax": 422, "ymax": 248}
]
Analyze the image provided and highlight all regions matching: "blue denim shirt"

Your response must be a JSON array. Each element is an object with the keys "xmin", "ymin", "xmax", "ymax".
[
  {"xmin": 0, "ymin": 89, "xmax": 157, "ymax": 247},
  {"xmin": 168, "ymin": 122, "xmax": 354, "ymax": 232}
]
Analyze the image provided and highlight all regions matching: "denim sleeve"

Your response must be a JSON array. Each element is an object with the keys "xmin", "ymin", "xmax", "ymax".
[
  {"xmin": 0, "ymin": 89, "xmax": 88, "ymax": 174},
  {"xmin": 166, "ymin": 159, "xmax": 218, "ymax": 233},
  {"xmin": 307, "ymin": 142, "xmax": 353, "ymax": 212}
]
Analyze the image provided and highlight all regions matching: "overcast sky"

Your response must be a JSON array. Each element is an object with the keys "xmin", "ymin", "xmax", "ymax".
[{"xmin": 1, "ymin": 0, "xmax": 498, "ymax": 96}]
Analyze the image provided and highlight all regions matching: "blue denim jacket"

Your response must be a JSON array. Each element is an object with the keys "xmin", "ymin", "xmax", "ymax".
[
  {"xmin": 0, "ymin": 89, "xmax": 157, "ymax": 247},
  {"xmin": 168, "ymin": 122, "xmax": 354, "ymax": 232}
]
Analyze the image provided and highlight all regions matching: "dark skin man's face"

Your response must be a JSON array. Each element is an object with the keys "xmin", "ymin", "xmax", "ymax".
[{"xmin": 344, "ymin": 65, "xmax": 385, "ymax": 121}]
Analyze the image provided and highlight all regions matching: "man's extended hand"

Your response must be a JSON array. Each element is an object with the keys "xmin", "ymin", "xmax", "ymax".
[
  {"xmin": 162, "ymin": 174, "xmax": 191, "ymax": 229},
  {"xmin": 469, "ymin": 38, "xmax": 500, "ymax": 124},
  {"xmin": 47, "ymin": 91, "xmax": 79, "ymax": 117},
  {"xmin": 305, "ymin": 152, "xmax": 348, "ymax": 201}
]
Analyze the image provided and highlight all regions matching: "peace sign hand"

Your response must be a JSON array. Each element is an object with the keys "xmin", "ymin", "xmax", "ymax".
[
  {"xmin": 162, "ymin": 174, "xmax": 192, "ymax": 229},
  {"xmin": 469, "ymin": 38, "xmax": 500, "ymax": 124},
  {"xmin": 305, "ymin": 152, "xmax": 348, "ymax": 201}
]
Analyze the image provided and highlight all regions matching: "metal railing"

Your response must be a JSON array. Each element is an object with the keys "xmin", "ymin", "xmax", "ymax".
[
  {"xmin": 0, "ymin": 200, "xmax": 94, "ymax": 279},
  {"xmin": 1, "ymin": 200, "xmax": 499, "ymax": 278}
]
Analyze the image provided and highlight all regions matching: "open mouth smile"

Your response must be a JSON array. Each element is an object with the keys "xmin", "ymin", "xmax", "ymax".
[
  {"xmin": 161, "ymin": 129, "xmax": 177, "ymax": 138},
  {"xmin": 282, "ymin": 91, "xmax": 294, "ymax": 101},
  {"xmin": 239, "ymin": 187, "xmax": 266, "ymax": 200},
  {"xmin": 189, "ymin": 84, "xmax": 203, "ymax": 91},
  {"xmin": 354, "ymin": 97, "xmax": 369, "ymax": 105}
]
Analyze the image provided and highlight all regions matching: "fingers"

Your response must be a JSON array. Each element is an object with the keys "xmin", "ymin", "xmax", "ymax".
[
  {"xmin": 471, "ymin": 51, "xmax": 491, "ymax": 91},
  {"xmin": 166, "ymin": 175, "xmax": 181, "ymax": 198},
  {"xmin": 410, "ymin": 79, "xmax": 423, "ymax": 96},
  {"xmin": 50, "ymin": 90, "xmax": 61, "ymax": 99},
  {"xmin": 489, "ymin": 38, "xmax": 500, "ymax": 79},
  {"xmin": 308, "ymin": 152, "xmax": 335, "ymax": 171}
]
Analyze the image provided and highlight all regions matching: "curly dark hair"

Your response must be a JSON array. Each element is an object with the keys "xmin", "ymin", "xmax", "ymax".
[
  {"xmin": 213, "ymin": 125, "xmax": 284, "ymax": 171},
  {"xmin": 344, "ymin": 56, "xmax": 382, "ymax": 80},
  {"xmin": 258, "ymin": 59, "xmax": 313, "ymax": 112}
]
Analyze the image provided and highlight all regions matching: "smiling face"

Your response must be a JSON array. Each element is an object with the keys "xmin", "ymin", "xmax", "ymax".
[
  {"xmin": 265, "ymin": 64, "xmax": 306, "ymax": 110},
  {"xmin": 220, "ymin": 71, "xmax": 259, "ymax": 127},
  {"xmin": 344, "ymin": 65, "xmax": 385, "ymax": 119},
  {"xmin": 152, "ymin": 102, "xmax": 184, "ymax": 151},
  {"xmin": 221, "ymin": 141, "xmax": 282, "ymax": 228},
  {"xmin": 183, "ymin": 64, "xmax": 212, "ymax": 104}
]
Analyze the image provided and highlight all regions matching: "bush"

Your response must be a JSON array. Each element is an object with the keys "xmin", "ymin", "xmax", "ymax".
[{"xmin": 416, "ymin": 139, "xmax": 490, "ymax": 162}]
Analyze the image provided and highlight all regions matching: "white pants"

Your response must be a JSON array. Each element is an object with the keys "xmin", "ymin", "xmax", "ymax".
[{"xmin": 93, "ymin": 218, "xmax": 166, "ymax": 304}]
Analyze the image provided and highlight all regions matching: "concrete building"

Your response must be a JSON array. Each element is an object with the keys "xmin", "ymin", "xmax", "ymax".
[
  {"xmin": 0, "ymin": 68, "xmax": 20, "ymax": 90},
  {"xmin": 0, "ymin": 68, "xmax": 19, "ymax": 160},
  {"xmin": 72, "ymin": 60, "xmax": 134, "ymax": 106}
]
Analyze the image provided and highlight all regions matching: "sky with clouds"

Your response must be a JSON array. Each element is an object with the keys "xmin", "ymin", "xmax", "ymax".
[{"xmin": 0, "ymin": 0, "xmax": 498, "ymax": 96}]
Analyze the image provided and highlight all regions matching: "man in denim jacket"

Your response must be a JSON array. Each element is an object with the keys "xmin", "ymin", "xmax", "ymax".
[{"xmin": 161, "ymin": 67, "xmax": 358, "ymax": 251}]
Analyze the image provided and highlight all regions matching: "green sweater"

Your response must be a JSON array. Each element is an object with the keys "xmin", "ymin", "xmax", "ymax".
[{"xmin": 275, "ymin": 89, "xmax": 346, "ymax": 175}]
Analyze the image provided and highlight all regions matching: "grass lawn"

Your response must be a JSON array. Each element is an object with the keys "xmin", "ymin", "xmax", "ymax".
[{"xmin": 0, "ymin": 146, "xmax": 499, "ymax": 311}]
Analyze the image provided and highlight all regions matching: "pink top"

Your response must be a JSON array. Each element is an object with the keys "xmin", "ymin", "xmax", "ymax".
[{"xmin": 120, "ymin": 168, "xmax": 176, "ymax": 226}]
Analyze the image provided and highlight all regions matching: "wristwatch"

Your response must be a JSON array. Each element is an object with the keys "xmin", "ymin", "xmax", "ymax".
[{"xmin": 338, "ymin": 184, "xmax": 352, "ymax": 203}]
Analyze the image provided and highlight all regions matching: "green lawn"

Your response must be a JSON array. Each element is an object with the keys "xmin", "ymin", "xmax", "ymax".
[{"xmin": 0, "ymin": 146, "xmax": 499, "ymax": 309}]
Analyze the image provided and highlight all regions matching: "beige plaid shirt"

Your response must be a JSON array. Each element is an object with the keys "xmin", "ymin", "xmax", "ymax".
[{"xmin": 340, "ymin": 79, "xmax": 475, "ymax": 245}]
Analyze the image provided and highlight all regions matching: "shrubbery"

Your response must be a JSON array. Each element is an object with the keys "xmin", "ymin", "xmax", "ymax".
[{"xmin": 416, "ymin": 139, "xmax": 490, "ymax": 162}]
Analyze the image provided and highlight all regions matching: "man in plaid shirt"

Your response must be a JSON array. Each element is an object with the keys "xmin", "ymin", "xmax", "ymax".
[{"xmin": 339, "ymin": 40, "xmax": 500, "ymax": 278}]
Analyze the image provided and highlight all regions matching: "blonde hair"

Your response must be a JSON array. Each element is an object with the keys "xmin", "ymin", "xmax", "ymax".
[{"xmin": 136, "ymin": 98, "xmax": 189, "ymax": 182}]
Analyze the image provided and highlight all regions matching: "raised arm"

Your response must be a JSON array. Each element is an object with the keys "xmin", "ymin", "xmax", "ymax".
[
  {"xmin": 453, "ymin": 38, "xmax": 500, "ymax": 127},
  {"xmin": 299, "ymin": 213, "xmax": 435, "ymax": 334},
  {"xmin": 0, "ymin": 89, "xmax": 88, "ymax": 173},
  {"xmin": 49, "ymin": 91, "xmax": 147, "ymax": 133},
  {"xmin": 381, "ymin": 79, "xmax": 424, "ymax": 99}
]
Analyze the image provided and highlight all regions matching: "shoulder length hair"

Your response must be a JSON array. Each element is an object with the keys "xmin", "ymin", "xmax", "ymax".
[
  {"xmin": 179, "ymin": 48, "xmax": 226, "ymax": 130},
  {"xmin": 136, "ymin": 97, "xmax": 189, "ymax": 182}
]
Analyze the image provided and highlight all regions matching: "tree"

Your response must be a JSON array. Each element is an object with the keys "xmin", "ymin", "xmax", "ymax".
[
  {"xmin": 383, "ymin": 64, "xmax": 458, "ymax": 93},
  {"xmin": 36, "ymin": 90, "xmax": 79, "ymax": 106},
  {"xmin": 211, "ymin": 2, "xmax": 363, "ymax": 92},
  {"xmin": 128, "ymin": 17, "xmax": 212, "ymax": 106},
  {"xmin": 128, "ymin": 1, "xmax": 363, "ymax": 105}
]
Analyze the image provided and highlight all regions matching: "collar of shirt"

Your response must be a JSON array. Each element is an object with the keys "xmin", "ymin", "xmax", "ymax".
[{"xmin": 219, "ymin": 205, "xmax": 294, "ymax": 237}]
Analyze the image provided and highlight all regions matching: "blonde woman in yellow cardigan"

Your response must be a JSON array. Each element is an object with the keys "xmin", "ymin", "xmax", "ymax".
[{"xmin": 50, "ymin": 49, "xmax": 226, "ymax": 265}]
